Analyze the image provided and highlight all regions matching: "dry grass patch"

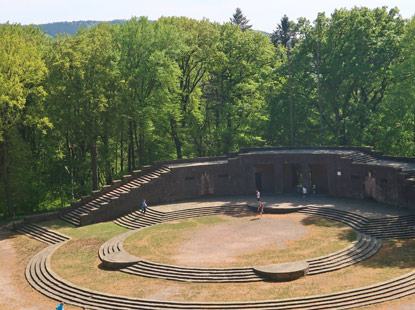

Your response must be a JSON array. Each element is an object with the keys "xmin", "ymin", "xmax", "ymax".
[
  {"xmin": 124, "ymin": 214, "xmax": 356, "ymax": 267},
  {"xmin": 48, "ymin": 218, "xmax": 415, "ymax": 304}
]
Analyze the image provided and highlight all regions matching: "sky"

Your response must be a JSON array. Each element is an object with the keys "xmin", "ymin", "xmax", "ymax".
[{"xmin": 1, "ymin": 0, "xmax": 414, "ymax": 33}]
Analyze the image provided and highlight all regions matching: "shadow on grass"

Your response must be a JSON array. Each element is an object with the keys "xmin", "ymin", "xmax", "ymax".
[
  {"xmin": 0, "ymin": 227, "xmax": 22, "ymax": 242},
  {"xmin": 37, "ymin": 219, "xmax": 76, "ymax": 230},
  {"xmin": 360, "ymin": 239, "xmax": 415, "ymax": 270},
  {"xmin": 301, "ymin": 215, "xmax": 415, "ymax": 270},
  {"xmin": 250, "ymin": 218, "xmax": 261, "ymax": 221},
  {"xmin": 230, "ymin": 212, "xmax": 257, "ymax": 219},
  {"xmin": 300, "ymin": 215, "xmax": 357, "ymax": 242}
]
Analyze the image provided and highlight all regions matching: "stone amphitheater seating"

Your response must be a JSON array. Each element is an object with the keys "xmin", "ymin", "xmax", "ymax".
[
  {"xmin": 60, "ymin": 166, "xmax": 171, "ymax": 226},
  {"xmin": 17, "ymin": 202, "xmax": 415, "ymax": 309},
  {"xmin": 15, "ymin": 223, "xmax": 70, "ymax": 244},
  {"xmin": 102, "ymin": 206, "xmax": 382, "ymax": 282},
  {"xmin": 15, "ymin": 146, "xmax": 415, "ymax": 309},
  {"xmin": 24, "ymin": 239, "xmax": 415, "ymax": 309}
]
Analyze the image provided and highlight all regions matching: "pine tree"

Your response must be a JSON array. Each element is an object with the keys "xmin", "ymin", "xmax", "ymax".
[{"xmin": 230, "ymin": 8, "xmax": 252, "ymax": 31}]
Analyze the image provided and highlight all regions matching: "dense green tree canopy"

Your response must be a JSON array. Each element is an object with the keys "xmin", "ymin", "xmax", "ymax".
[{"xmin": 0, "ymin": 7, "xmax": 414, "ymax": 218}]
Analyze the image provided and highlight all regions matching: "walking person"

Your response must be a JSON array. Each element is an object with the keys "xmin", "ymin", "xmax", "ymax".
[
  {"xmin": 258, "ymin": 201, "xmax": 264, "ymax": 218},
  {"xmin": 56, "ymin": 301, "xmax": 65, "ymax": 310},
  {"xmin": 302, "ymin": 185, "xmax": 307, "ymax": 200},
  {"xmin": 256, "ymin": 189, "xmax": 261, "ymax": 207},
  {"xmin": 312, "ymin": 184, "xmax": 317, "ymax": 196},
  {"xmin": 141, "ymin": 199, "xmax": 147, "ymax": 215}
]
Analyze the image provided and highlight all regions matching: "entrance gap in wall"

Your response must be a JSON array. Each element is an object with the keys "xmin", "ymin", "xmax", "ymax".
[
  {"xmin": 255, "ymin": 172, "xmax": 262, "ymax": 192},
  {"xmin": 283, "ymin": 163, "xmax": 303, "ymax": 193},
  {"xmin": 254, "ymin": 164, "xmax": 275, "ymax": 194},
  {"xmin": 310, "ymin": 164, "xmax": 329, "ymax": 193}
]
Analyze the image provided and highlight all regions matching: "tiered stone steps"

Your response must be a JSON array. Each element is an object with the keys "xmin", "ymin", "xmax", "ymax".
[
  {"xmin": 106, "ymin": 206, "xmax": 381, "ymax": 282},
  {"xmin": 26, "ymin": 241, "xmax": 415, "ymax": 309},
  {"xmin": 113, "ymin": 208, "xmax": 164, "ymax": 229},
  {"xmin": 307, "ymin": 233, "xmax": 381, "ymax": 275},
  {"xmin": 15, "ymin": 223, "xmax": 70, "ymax": 245},
  {"xmin": 298, "ymin": 206, "xmax": 415, "ymax": 240},
  {"xmin": 161, "ymin": 204, "xmax": 255, "ymax": 222},
  {"xmin": 298, "ymin": 206, "xmax": 370, "ymax": 230},
  {"xmin": 402, "ymin": 170, "xmax": 415, "ymax": 182},
  {"xmin": 126, "ymin": 261, "xmax": 265, "ymax": 283},
  {"xmin": 119, "ymin": 231, "xmax": 380, "ymax": 282},
  {"xmin": 60, "ymin": 192, "xmax": 120, "ymax": 226},
  {"xmin": 359, "ymin": 215, "xmax": 415, "ymax": 239},
  {"xmin": 341, "ymin": 152, "xmax": 378, "ymax": 164},
  {"xmin": 60, "ymin": 166, "xmax": 171, "ymax": 226},
  {"xmin": 114, "ymin": 204, "xmax": 255, "ymax": 230}
]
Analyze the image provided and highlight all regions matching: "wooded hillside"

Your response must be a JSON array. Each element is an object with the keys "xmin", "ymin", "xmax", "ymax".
[{"xmin": 1, "ymin": 8, "xmax": 414, "ymax": 218}]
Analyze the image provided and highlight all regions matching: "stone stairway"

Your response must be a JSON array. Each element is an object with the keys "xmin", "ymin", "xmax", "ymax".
[
  {"xmin": 358, "ymin": 215, "xmax": 415, "ymax": 239},
  {"xmin": 307, "ymin": 233, "xmax": 381, "ymax": 275},
  {"xmin": 113, "ymin": 208, "xmax": 164, "ymax": 229},
  {"xmin": 402, "ymin": 170, "xmax": 415, "ymax": 182},
  {"xmin": 114, "ymin": 204, "xmax": 255, "ymax": 230},
  {"xmin": 15, "ymin": 223, "xmax": 70, "ymax": 245},
  {"xmin": 162, "ymin": 204, "xmax": 255, "ymax": 222},
  {"xmin": 25, "ymin": 240, "xmax": 415, "ymax": 309},
  {"xmin": 60, "ymin": 166, "xmax": 171, "ymax": 226},
  {"xmin": 298, "ymin": 206, "xmax": 370, "ymax": 231},
  {"xmin": 341, "ymin": 151, "xmax": 378, "ymax": 164},
  {"xmin": 126, "ymin": 261, "xmax": 266, "ymax": 283}
]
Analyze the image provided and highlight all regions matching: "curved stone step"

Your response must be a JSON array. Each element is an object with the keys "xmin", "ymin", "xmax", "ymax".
[
  {"xmin": 15, "ymin": 224, "xmax": 70, "ymax": 245},
  {"xmin": 298, "ymin": 207, "xmax": 369, "ymax": 230},
  {"xmin": 106, "ymin": 209, "xmax": 382, "ymax": 283},
  {"xmin": 26, "ymin": 240, "xmax": 415, "ymax": 309},
  {"xmin": 358, "ymin": 215, "xmax": 415, "ymax": 239},
  {"xmin": 114, "ymin": 208, "xmax": 163, "ymax": 230}
]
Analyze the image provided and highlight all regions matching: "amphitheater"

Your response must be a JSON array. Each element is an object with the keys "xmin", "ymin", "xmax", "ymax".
[{"xmin": 7, "ymin": 147, "xmax": 415, "ymax": 309}]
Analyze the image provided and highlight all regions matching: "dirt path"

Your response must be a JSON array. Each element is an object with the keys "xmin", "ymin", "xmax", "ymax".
[
  {"xmin": 0, "ymin": 227, "xmax": 80, "ymax": 310},
  {"xmin": 174, "ymin": 215, "xmax": 308, "ymax": 266}
]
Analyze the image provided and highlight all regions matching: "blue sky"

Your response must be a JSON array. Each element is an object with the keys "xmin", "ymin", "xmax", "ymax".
[{"xmin": 1, "ymin": 0, "xmax": 414, "ymax": 32}]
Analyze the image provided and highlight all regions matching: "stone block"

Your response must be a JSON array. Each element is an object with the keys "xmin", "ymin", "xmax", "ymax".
[{"xmin": 254, "ymin": 261, "xmax": 309, "ymax": 281}]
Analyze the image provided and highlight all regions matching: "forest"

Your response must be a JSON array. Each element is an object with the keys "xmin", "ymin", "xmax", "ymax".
[{"xmin": 1, "ymin": 7, "xmax": 415, "ymax": 218}]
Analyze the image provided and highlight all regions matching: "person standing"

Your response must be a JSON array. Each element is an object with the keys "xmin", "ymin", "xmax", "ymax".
[
  {"xmin": 258, "ymin": 201, "xmax": 264, "ymax": 218},
  {"xmin": 256, "ymin": 189, "xmax": 261, "ymax": 211},
  {"xmin": 141, "ymin": 199, "xmax": 147, "ymax": 215},
  {"xmin": 312, "ymin": 184, "xmax": 317, "ymax": 196},
  {"xmin": 302, "ymin": 185, "xmax": 307, "ymax": 200},
  {"xmin": 56, "ymin": 301, "xmax": 64, "ymax": 310}
]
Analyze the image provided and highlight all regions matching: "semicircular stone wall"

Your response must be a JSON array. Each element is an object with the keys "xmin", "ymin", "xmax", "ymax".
[{"xmin": 53, "ymin": 146, "xmax": 415, "ymax": 227}]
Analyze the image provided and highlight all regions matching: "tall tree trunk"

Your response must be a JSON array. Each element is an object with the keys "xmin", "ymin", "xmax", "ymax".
[
  {"xmin": 170, "ymin": 118, "xmax": 182, "ymax": 159},
  {"xmin": 65, "ymin": 130, "xmax": 74, "ymax": 199},
  {"xmin": 1, "ymin": 139, "xmax": 14, "ymax": 217},
  {"xmin": 128, "ymin": 120, "xmax": 135, "ymax": 172},
  {"xmin": 315, "ymin": 45, "xmax": 323, "ymax": 145},
  {"xmin": 120, "ymin": 130, "xmax": 124, "ymax": 173},
  {"xmin": 138, "ymin": 119, "xmax": 145, "ymax": 168},
  {"xmin": 102, "ymin": 134, "xmax": 112, "ymax": 185},
  {"xmin": 287, "ymin": 48, "xmax": 294, "ymax": 145},
  {"xmin": 133, "ymin": 120, "xmax": 143, "ymax": 166},
  {"xmin": 90, "ymin": 141, "xmax": 99, "ymax": 190}
]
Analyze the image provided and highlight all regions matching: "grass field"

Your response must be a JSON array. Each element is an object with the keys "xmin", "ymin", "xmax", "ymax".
[{"xmin": 123, "ymin": 214, "xmax": 356, "ymax": 267}]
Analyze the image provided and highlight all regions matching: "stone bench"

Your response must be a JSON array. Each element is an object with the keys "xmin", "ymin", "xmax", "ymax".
[
  {"xmin": 101, "ymin": 251, "xmax": 141, "ymax": 270},
  {"xmin": 253, "ymin": 261, "xmax": 309, "ymax": 281}
]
